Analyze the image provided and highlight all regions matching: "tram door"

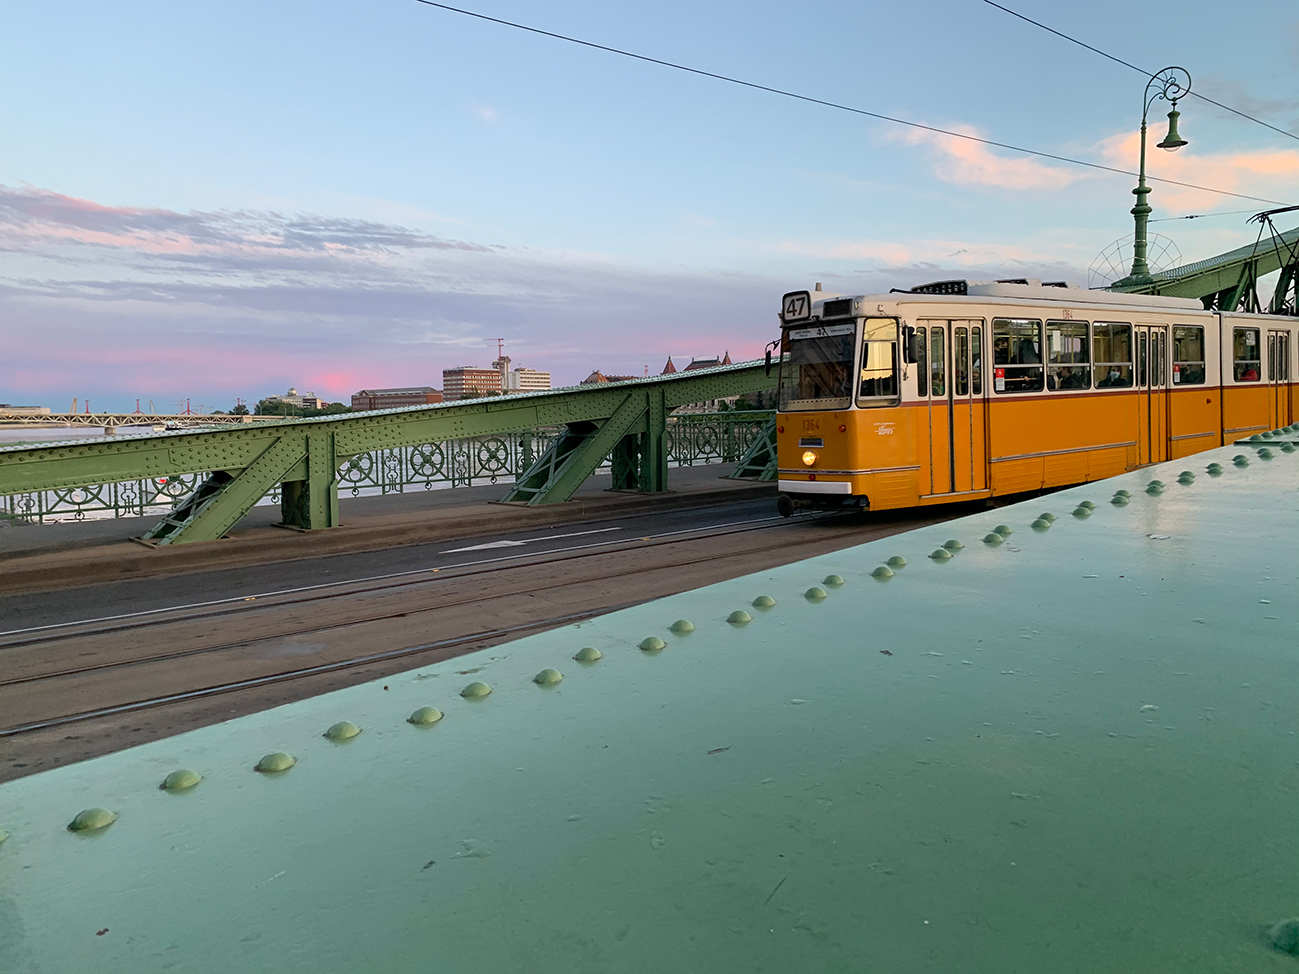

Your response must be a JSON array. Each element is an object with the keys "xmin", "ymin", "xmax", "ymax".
[
  {"xmin": 922, "ymin": 320, "xmax": 987, "ymax": 495},
  {"xmin": 1134, "ymin": 325, "xmax": 1169, "ymax": 465},
  {"xmin": 1267, "ymin": 330, "xmax": 1292, "ymax": 428}
]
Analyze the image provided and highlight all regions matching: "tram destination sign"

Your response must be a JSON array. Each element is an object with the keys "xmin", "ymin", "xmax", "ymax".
[{"xmin": 788, "ymin": 323, "xmax": 855, "ymax": 341}]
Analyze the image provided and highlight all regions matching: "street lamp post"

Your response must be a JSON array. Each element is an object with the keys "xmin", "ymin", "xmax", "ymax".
[{"xmin": 1129, "ymin": 66, "xmax": 1192, "ymax": 282}]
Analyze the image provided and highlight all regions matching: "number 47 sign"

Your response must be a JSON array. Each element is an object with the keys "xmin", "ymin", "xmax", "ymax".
[{"xmin": 781, "ymin": 291, "xmax": 811, "ymax": 322}]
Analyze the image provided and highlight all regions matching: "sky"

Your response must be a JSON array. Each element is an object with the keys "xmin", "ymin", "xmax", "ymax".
[{"xmin": 2, "ymin": 0, "xmax": 1297, "ymax": 412}]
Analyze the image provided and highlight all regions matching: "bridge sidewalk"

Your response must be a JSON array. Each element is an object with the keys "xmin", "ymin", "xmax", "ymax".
[{"xmin": 0, "ymin": 466, "xmax": 773, "ymax": 595}]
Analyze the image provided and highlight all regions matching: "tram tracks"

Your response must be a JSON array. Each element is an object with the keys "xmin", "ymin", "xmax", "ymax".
[{"xmin": 0, "ymin": 513, "xmax": 879, "ymax": 741}]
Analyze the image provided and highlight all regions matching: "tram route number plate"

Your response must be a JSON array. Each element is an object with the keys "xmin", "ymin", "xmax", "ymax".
[
  {"xmin": 789, "ymin": 323, "xmax": 855, "ymax": 341},
  {"xmin": 782, "ymin": 290, "xmax": 812, "ymax": 322}
]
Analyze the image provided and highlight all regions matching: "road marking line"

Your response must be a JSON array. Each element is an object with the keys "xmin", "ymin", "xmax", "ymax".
[{"xmin": 441, "ymin": 526, "xmax": 622, "ymax": 553}]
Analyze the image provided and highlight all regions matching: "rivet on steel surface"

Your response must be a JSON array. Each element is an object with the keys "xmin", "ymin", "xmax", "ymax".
[
  {"xmin": 668, "ymin": 619, "xmax": 695, "ymax": 634},
  {"xmin": 943, "ymin": 539, "xmax": 964, "ymax": 550},
  {"xmin": 1178, "ymin": 471, "xmax": 1195, "ymax": 480},
  {"xmin": 804, "ymin": 587, "xmax": 828, "ymax": 601},
  {"xmin": 886, "ymin": 556, "xmax": 907, "ymax": 569},
  {"xmin": 1147, "ymin": 480, "xmax": 1164, "ymax": 488},
  {"xmin": 1072, "ymin": 506, "xmax": 1092, "ymax": 517},
  {"xmin": 1031, "ymin": 518, "xmax": 1051, "ymax": 530},
  {"xmin": 1206, "ymin": 462, "xmax": 1224, "ymax": 475},
  {"xmin": 983, "ymin": 533, "xmax": 1003, "ymax": 546},
  {"xmin": 1268, "ymin": 918, "xmax": 1299, "ymax": 955},
  {"xmin": 1258, "ymin": 448, "xmax": 1275, "ymax": 459},
  {"xmin": 460, "ymin": 681, "xmax": 493, "ymax": 698},
  {"xmin": 823, "ymin": 574, "xmax": 846, "ymax": 587},
  {"xmin": 726, "ymin": 610, "xmax": 752, "ymax": 625},
  {"xmin": 1146, "ymin": 484, "xmax": 1163, "ymax": 494},
  {"xmin": 752, "ymin": 595, "xmax": 777, "ymax": 609},
  {"xmin": 1281, "ymin": 442, "xmax": 1297, "ymax": 453},
  {"xmin": 1177, "ymin": 473, "xmax": 1195, "ymax": 485},
  {"xmin": 408, "ymin": 706, "xmax": 444, "ymax": 725},
  {"xmin": 1233, "ymin": 455, "xmax": 1250, "ymax": 467},
  {"xmin": 255, "ymin": 752, "xmax": 296, "ymax": 773},
  {"xmin": 929, "ymin": 548, "xmax": 952, "ymax": 561},
  {"xmin": 871, "ymin": 566, "xmax": 894, "ymax": 580},
  {"xmin": 1249, "ymin": 433, "xmax": 1265, "ymax": 441},
  {"xmin": 533, "ymin": 668, "xmax": 564, "ymax": 685},
  {"xmin": 1078, "ymin": 500, "xmax": 1096, "ymax": 510},
  {"xmin": 1113, "ymin": 490, "xmax": 1130, "ymax": 499},
  {"xmin": 639, "ymin": 636, "xmax": 667, "ymax": 652},
  {"xmin": 324, "ymin": 721, "xmax": 361, "ymax": 742},
  {"xmin": 1110, "ymin": 496, "xmax": 1129, "ymax": 507},
  {"xmin": 67, "ymin": 808, "xmax": 117, "ymax": 833},
  {"xmin": 1039, "ymin": 511, "xmax": 1058, "ymax": 521},
  {"xmin": 159, "ymin": 770, "xmax": 202, "ymax": 792},
  {"xmin": 994, "ymin": 524, "xmax": 1013, "ymax": 537},
  {"xmin": 573, "ymin": 647, "xmax": 603, "ymax": 662}
]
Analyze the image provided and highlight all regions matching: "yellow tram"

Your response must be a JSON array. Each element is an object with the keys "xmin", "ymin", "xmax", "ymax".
[{"xmin": 773, "ymin": 279, "xmax": 1296, "ymax": 515}]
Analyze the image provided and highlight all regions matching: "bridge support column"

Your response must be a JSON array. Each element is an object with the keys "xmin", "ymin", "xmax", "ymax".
[{"xmin": 280, "ymin": 430, "xmax": 340, "ymax": 531}]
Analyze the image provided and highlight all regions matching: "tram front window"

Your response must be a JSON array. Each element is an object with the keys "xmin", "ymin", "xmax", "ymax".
[
  {"xmin": 779, "ymin": 322, "xmax": 856, "ymax": 410},
  {"xmin": 857, "ymin": 317, "xmax": 899, "ymax": 404}
]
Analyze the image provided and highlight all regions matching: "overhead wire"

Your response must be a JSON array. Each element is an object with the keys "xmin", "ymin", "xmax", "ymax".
[
  {"xmin": 412, "ymin": 0, "xmax": 1293, "ymax": 207},
  {"xmin": 978, "ymin": 0, "xmax": 1299, "ymax": 144},
  {"xmin": 1149, "ymin": 208, "xmax": 1260, "ymax": 223}
]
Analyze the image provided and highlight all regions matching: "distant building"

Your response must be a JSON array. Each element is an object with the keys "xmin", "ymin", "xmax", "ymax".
[
  {"xmin": 0, "ymin": 404, "xmax": 51, "ymax": 415},
  {"xmin": 682, "ymin": 351, "xmax": 733, "ymax": 371},
  {"xmin": 581, "ymin": 370, "xmax": 638, "ymax": 385},
  {"xmin": 350, "ymin": 387, "xmax": 443, "ymax": 411},
  {"xmin": 507, "ymin": 367, "xmax": 551, "ymax": 392},
  {"xmin": 442, "ymin": 366, "xmax": 502, "ymax": 400},
  {"xmin": 265, "ymin": 387, "xmax": 323, "ymax": 410},
  {"xmin": 670, "ymin": 352, "xmax": 740, "ymax": 413}
]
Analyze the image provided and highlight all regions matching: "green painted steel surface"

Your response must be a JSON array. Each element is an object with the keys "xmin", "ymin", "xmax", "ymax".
[
  {"xmin": 0, "ymin": 363, "xmax": 773, "ymax": 542},
  {"xmin": 3, "ymin": 442, "xmax": 1299, "ymax": 971}
]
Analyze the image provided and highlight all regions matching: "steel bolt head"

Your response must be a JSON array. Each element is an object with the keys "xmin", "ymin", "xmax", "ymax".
[
  {"xmin": 1039, "ymin": 511, "xmax": 1059, "ymax": 521},
  {"xmin": 752, "ymin": 595, "xmax": 777, "ymax": 609},
  {"xmin": 255, "ymin": 752, "xmax": 296, "ymax": 773},
  {"xmin": 983, "ymin": 533, "xmax": 1003, "ymax": 546},
  {"xmin": 638, "ymin": 636, "xmax": 667, "ymax": 652},
  {"xmin": 804, "ymin": 587, "xmax": 828, "ymax": 601},
  {"xmin": 460, "ymin": 681, "xmax": 493, "ymax": 698},
  {"xmin": 1258, "ymin": 448, "xmax": 1274, "ymax": 460},
  {"xmin": 1282, "ymin": 443, "xmax": 1296, "ymax": 453},
  {"xmin": 871, "ymin": 566, "xmax": 894, "ymax": 580},
  {"xmin": 408, "ymin": 706, "xmax": 444, "ymax": 725},
  {"xmin": 573, "ymin": 647, "xmax": 603, "ymax": 663},
  {"xmin": 533, "ymin": 668, "xmax": 563, "ymax": 685},
  {"xmin": 1110, "ymin": 495, "xmax": 1129, "ymax": 506},
  {"xmin": 1072, "ymin": 506, "xmax": 1092, "ymax": 517},
  {"xmin": 1031, "ymin": 518, "xmax": 1052, "ymax": 530},
  {"xmin": 929, "ymin": 548, "xmax": 952, "ymax": 561},
  {"xmin": 1078, "ymin": 501, "xmax": 1096, "ymax": 510},
  {"xmin": 324, "ymin": 721, "xmax": 361, "ymax": 742},
  {"xmin": 726, "ymin": 610, "xmax": 752, "ymax": 625},
  {"xmin": 823, "ymin": 574, "xmax": 846, "ymax": 587},
  {"xmin": 67, "ymin": 808, "xmax": 117, "ymax": 833},
  {"xmin": 994, "ymin": 524, "xmax": 1013, "ymax": 537},
  {"xmin": 668, "ymin": 619, "xmax": 695, "ymax": 634},
  {"xmin": 943, "ymin": 539, "xmax": 965, "ymax": 550},
  {"xmin": 160, "ymin": 769, "xmax": 202, "ymax": 792},
  {"xmin": 885, "ymin": 556, "xmax": 907, "ymax": 569}
]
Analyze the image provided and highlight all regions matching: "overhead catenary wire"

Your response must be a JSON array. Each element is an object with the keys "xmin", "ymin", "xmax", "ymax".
[
  {"xmin": 1149, "ymin": 208, "xmax": 1260, "ymax": 223},
  {"xmin": 412, "ymin": 1, "xmax": 1292, "ymax": 207},
  {"xmin": 978, "ymin": 0, "xmax": 1299, "ymax": 144}
]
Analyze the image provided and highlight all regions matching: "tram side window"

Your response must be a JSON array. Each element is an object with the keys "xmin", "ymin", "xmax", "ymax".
[
  {"xmin": 1093, "ymin": 323, "xmax": 1133, "ymax": 388},
  {"xmin": 930, "ymin": 326, "xmax": 946, "ymax": 397},
  {"xmin": 992, "ymin": 319, "xmax": 1043, "ymax": 393},
  {"xmin": 858, "ymin": 318, "xmax": 900, "ymax": 403},
  {"xmin": 971, "ymin": 325, "xmax": 983, "ymax": 395},
  {"xmin": 915, "ymin": 328, "xmax": 927, "ymax": 396},
  {"xmin": 1045, "ymin": 321, "xmax": 1089, "ymax": 390},
  {"xmin": 1172, "ymin": 326, "xmax": 1205, "ymax": 385},
  {"xmin": 954, "ymin": 327, "xmax": 969, "ymax": 396},
  {"xmin": 1233, "ymin": 327, "xmax": 1260, "ymax": 381}
]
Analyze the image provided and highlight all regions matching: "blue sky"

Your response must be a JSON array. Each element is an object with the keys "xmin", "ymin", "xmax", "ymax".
[{"xmin": 2, "ymin": 0, "xmax": 1297, "ymax": 410}]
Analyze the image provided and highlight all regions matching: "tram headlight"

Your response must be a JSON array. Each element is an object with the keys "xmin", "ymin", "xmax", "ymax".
[{"xmin": 801, "ymin": 450, "xmax": 818, "ymax": 467}]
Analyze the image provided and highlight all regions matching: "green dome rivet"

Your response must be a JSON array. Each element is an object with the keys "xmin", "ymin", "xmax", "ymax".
[
  {"xmin": 533, "ymin": 668, "xmax": 563, "ymax": 685},
  {"xmin": 573, "ymin": 647, "xmax": 603, "ymax": 663},
  {"xmin": 1031, "ymin": 518, "xmax": 1051, "ymax": 530},
  {"xmin": 1039, "ymin": 512, "xmax": 1058, "ymax": 521},
  {"xmin": 823, "ymin": 574, "xmax": 845, "ymax": 587},
  {"xmin": 943, "ymin": 539, "xmax": 964, "ymax": 551},
  {"xmin": 159, "ymin": 769, "xmax": 201, "ymax": 792},
  {"xmin": 1147, "ymin": 483, "xmax": 1165, "ymax": 494},
  {"xmin": 885, "ymin": 556, "xmax": 907, "ymax": 569},
  {"xmin": 638, "ymin": 636, "xmax": 667, "ymax": 652},
  {"xmin": 983, "ymin": 533, "xmax": 1003, "ymax": 546},
  {"xmin": 1269, "ymin": 918, "xmax": 1299, "ymax": 955},
  {"xmin": 994, "ymin": 524, "xmax": 1013, "ymax": 537},
  {"xmin": 1176, "ymin": 475, "xmax": 1194, "ymax": 485},
  {"xmin": 1146, "ymin": 480, "xmax": 1164, "ymax": 488},
  {"xmin": 1233, "ymin": 455, "xmax": 1250, "ymax": 467},
  {"xmin": 1110, "ymin": 495, "xmax": 1128, "ymax": 506},
  {"xmin": 1282, "ymin": 442, "xmax": 1296, "ymax": 453},
  {"xmin": 1072, "ymin": 506, "xmax": 1091, "ymax": 517},
  {"xmin": 668, "ymin": 619, "xmax": 695, "ymax": 634},
  {"xmin": 1078, "ymin": 500, "xmax": 1096, "ymax": 510},
  {"xmin": 1249, "ymin": 433, "xmax": 1264, "ymax": 441},
  {"xmin": 804, "ymin": 587, "xmax": 827, "ymax": 601},
  {"xmin": 460, "ymin": 681, "xmax": 493, "ymax": 698},
  {"xmin": 871, "ymin": 565, "xmax": 894, "ymax": 580},
  {"xmin": 1258, "ymin": 448, "xmax": 1274, "ymax": 459},
  {"xmin": 1206, "ymin": 463, "xmax": 1223, "ymax": 475},
  {"xmin": 324, "ymin": 721, "xmax": 361, "ymax": 742},
  {"xmin": 929, "ymin": 548, "xmax": 952, "ymax": 561},
  {"xmin": 1178, "ymin": 471, "xmax": 1195, "ymax": 480},
  {"xmin": 726, "ymin": 610, "xmax": 752, "ymax": 625},
  {"xmin": 255, "ymin": 752, "xmax": 296, "ymax": 773},
  {"xmin": 752, "ymin": 595, "xmax": 776, "ymax": 609},
  {"xmin": 67, "ymin": 808, "xmax": 117, "ymax": 833},
  {"xmin": 408, "ymin": 706, "xmax": 444, "ymax": 725},
  {"xmin": 1113, "ymin": 490, "xmax": 1130, "ymax": 499}
]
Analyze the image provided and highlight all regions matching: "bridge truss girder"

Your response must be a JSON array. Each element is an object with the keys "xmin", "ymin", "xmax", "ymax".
[{"xmin": 0, "ymin": 363, "xmax": 773, "ymax": 544}]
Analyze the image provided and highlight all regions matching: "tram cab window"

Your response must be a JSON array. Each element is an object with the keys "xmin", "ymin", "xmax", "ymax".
[
  {"xmin": 778, "ymin": 322, "xmax": 855, "ymax": 410},
  {"xmin": 1045, "ymin": 321, "xmax": 1090, "ymax": 390},
  {"xmin": 1233, "ymin": 327, "xmax": 1261, "ymax": 382},
  {"xmin": 1172, "ymin": 326, "xmax": 1206, "ymax": 385},
  {"xmin": 991, "ymin": 319, "xmax": 1044, "ymax": 393},
  {"xmin": 857, "ymin": 318, "xmax": 900, "ymax": 404},
  {"xmin": 1093, "ymin": 323, "xmax": 1133, "ymax": 388}
]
